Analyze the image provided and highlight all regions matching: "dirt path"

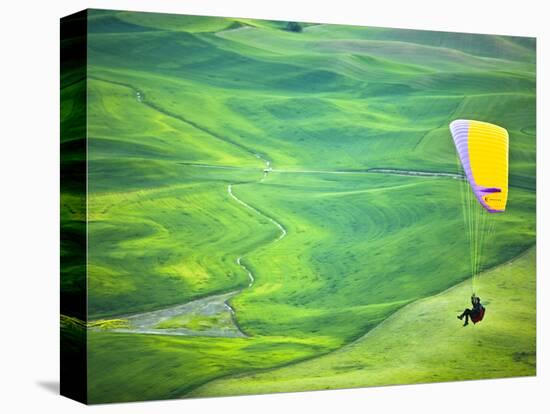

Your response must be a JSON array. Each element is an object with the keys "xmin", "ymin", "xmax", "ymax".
[
  {"xmin": 180, "ymin": 162, "xmax": 464, "ymax": 180},
  {"xmin": 364, "ymin": 168, "xmax": 463, "ymax": 179},
  {"xmin": 92, "ymin": 158, "xmax": 285, "ymax": 338},
  {"xmin": 228, "ymin": 183, "xmax": 287, "ymax": 241},
  {"xmin": 92, "ymin": 291, "xmax": 246, "ymax": 337},
  {"xmin": 272, "ymin": 167, "xmax": 463, "ymax": 179}
]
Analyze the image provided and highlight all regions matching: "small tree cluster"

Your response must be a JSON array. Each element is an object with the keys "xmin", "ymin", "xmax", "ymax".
[{"xmin": 285, "ymin": 21, "xmax": 303, "ymax": 33}]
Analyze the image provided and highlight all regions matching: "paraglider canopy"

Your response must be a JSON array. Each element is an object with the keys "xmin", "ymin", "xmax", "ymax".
[
  {"xmin": 450, "ymin": 119, "xmax": 509, "ymax": 293},
  {"xmin": 450, "ymin": 120, "xmax": 509, "ymax": 213}
]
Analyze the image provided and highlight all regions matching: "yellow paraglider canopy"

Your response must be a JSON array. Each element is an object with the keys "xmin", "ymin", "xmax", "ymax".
[
  {"xmin": 468, "ymin": 121, "xmax": 509, "ymax": 212},
  {"xmin": 450, "ymin": 119, "xmax": 509, "ymax": 213}
]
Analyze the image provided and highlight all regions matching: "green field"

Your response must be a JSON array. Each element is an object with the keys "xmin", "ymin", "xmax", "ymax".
[
  {"xmin": 60, "ymin": 10, "xmax": 536, "ymax": 404},
  {"xmin": 190, "ymin": 247, "xmax": 536, "ymax": 397}
]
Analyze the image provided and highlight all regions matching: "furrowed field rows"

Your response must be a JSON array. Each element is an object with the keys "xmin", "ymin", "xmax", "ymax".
[{"xmin": 64, "ymin": 10, "xmax": 536, "ymax": 402}]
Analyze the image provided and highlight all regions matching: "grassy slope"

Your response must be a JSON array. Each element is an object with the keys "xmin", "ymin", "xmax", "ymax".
[
  {"xmin": 81, "ymin": 10, "xmax": 536, "ymax": 402},
  {"xmin": 86, "ymin": 76, "xmax": 273, "ymax": 317},
  {"xmin": 87, "ymin": 168, "xmax": 280, "ymax": 317},
  {"xmin": 87, "ymin": 15, "xmax": 535, "ymax": 179},
  {"xmin": 190, "ymin": 248, "xmax": 536, "ymax": 397},
  {"xmin": 87, "ymin": 331, "xmax": 329, "ymax": 403},
  {"xmin": 227, "ymin": 173, "xmax": 534, "ymax": 343},
  {"xmin": 87, "ymin": 173, "xmax": 534, "ymax": 403}
]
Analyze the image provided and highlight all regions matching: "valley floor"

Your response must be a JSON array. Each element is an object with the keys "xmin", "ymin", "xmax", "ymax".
[{"xmin": 189, "ymin": 247, "xmax": 536, "ymax": 397}]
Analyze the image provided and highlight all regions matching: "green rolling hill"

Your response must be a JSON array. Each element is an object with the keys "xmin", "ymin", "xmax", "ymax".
[{"xmin": 60, "ymin": 9, "xmax": 536, "ymax": 403}]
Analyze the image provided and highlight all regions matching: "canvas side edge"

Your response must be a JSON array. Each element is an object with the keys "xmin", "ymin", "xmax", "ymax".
[{"xmin": 60, "ymin": 9, "xmax": 88, "ymax": 405}]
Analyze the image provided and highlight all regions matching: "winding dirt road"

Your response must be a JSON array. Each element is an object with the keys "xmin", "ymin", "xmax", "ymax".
[
  {"xmin": 91, "ymin": 158, "xmax": 286, "ymax": 337},
  {"xmin": 181, "ymin": 162, "xmax": 464, "ymax": 180},
  {"xmin": 228, "ymin": 183, "xmax": 287, "ymax": 242}
]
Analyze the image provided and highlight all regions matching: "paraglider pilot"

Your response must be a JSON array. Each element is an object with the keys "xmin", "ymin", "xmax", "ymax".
[{"xmin": 457, "ymin": 294, "xmax": 485, "ymax": 326}]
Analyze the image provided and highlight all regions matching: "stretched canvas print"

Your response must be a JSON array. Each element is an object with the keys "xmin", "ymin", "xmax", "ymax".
[{"xmin": 60, "ymin": 9, "xmax": 536, "ymax": 404}]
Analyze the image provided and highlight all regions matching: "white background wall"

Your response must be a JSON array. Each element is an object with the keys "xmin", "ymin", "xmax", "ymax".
[{"xmin": 0, "ymin": 0, "xmax": 547, "ymax": 412}]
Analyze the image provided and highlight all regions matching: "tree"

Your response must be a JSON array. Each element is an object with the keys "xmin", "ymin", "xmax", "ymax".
[{"xmin": 285, "ymin": 21, "xmax": 303, "ymax": 33}]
